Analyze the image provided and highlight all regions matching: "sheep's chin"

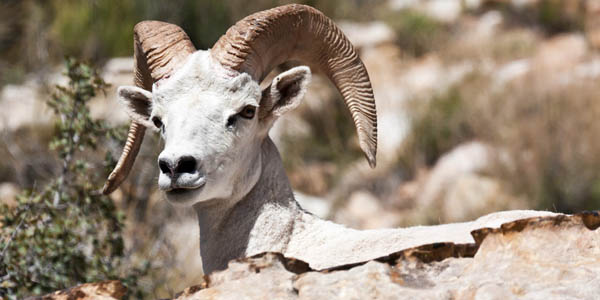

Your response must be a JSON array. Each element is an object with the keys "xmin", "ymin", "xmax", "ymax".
[{"xmin": 164, "ymin": 187, "xmax": 205, "ymax": 206}]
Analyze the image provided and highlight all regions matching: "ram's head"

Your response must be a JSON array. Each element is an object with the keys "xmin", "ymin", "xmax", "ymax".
[{"xmin": 103, "ymin": 4, "xmax": 377, "ymax": 206}]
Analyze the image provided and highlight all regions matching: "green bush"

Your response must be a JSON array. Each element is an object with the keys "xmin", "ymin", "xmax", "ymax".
[
  {"xmin": 403, "ymin": 87, "xmax": 475, "ymax": 167},
  {"xmin": 537, "ymin": 0, "xmax": 584, "ymax": 33},
  {"xmin": 383, "ymin": 9, "xmax": 448, "ymax": 57},
  {"xmin": 0, "ymin": 59, "xmax": 147, "ymax": 299}
]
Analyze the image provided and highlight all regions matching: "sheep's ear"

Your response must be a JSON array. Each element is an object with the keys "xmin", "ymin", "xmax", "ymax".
[
  {"xmin": 117, "ymin": 86, "xmax": 154, "ymax": 128},
  {"xmin": 259, "ymin": 66, "xmax": 311, "ymax": 120}
]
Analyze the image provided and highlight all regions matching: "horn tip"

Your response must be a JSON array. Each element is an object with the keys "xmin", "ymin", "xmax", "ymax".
[
  {"xmin": 102, "ymin": 181, "xmax": 116, "ymax": 195},
  {"xmin": 102, "ymin": 171, "xmax": 121, "ymax": 195},
  {"xmin": 359, "ymin": 140, "xmax": 377, "ymax": 168},
  {"xmin": 366, "ymin": 154, "xmax": 376, "ymax": 169}
]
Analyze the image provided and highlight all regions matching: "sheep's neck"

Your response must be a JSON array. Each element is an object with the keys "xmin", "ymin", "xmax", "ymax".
[
  {"xmin": 193, "ymin": 137, "xmax": 305, "ymax": 274},
  {"xmin": 193, "ymin": 137, "xmax": 416, "ymax": 274}
]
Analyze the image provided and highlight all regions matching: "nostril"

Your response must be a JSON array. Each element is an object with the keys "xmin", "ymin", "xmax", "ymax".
[
  {"xmin": 175, "ymin": 156, "xmax": 197, "ymax": 174},
  {"xmin": 159, "ymin": 159, "xmax": 172, "ymax": 175}
]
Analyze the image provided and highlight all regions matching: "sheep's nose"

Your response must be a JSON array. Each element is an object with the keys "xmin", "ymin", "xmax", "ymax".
[{"xmin": 159, "ymin": 156, "xmax": 197, "ymax": 176}]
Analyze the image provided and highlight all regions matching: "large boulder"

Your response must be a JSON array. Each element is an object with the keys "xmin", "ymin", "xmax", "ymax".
[
  {"xmin": 175, "ymin": 211, "xmax": 599, "ymax": 299},
  {"xmin": 414, "ymin": 142, "xmax": 525, "ymax": 223}
]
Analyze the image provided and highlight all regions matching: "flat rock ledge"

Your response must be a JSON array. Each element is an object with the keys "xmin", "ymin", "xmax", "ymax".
[{"xmin": 41, "ymin": 211, "xmax": 600, "ymax": 300}]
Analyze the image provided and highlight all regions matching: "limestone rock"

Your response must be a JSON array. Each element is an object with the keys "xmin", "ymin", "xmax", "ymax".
[
  {"xmin": 174, "ymin": 253, "xmax": 306, "ymax": 300},
  {"xmin": 416, "ymin": 142, "xmax": 500, "ymax": 222},
  {"xmin": 334, "ymin": 190, "xmax": 403, "ymax": 229},
  {"xmin": 295, "ymin": 261, "xmax": 409, "ymax": 299},
  {"xmin": 175, "ymin": 211, "xmax": 600, "ymax": 299},
  {"xmin": 388, "ymin": 0, "xmax": 462, "ymax": 23},
  {"xmin": 0, "ymin": 57, "xmax": 133, "ymax": 131},
  {"xmin": 421, "ymin": 0, "xmax": 462, "ymax": 23},
  {"xmin": 0, "ymin": 82, "xmax": 51, "ymax": 131},
  {"xmin": 295, "ymin": 191, "xmax": 331, "ymax": 219},
  {"xmin": 89, "ymin": 57, "xmax": 133, "ymax": 125},
  {"xmin": 442, "ymin": 174, "xmax": 526, "ymax": 222},
  {"xmin": 338, "ymin": 21, "xmax": 396, "ymax": 49},
  {"xmin": 532, "ymin": 34, "xmax": 588, "ymax": 73},
  {"xmin": 0, "ymin": 182, "xmax": 20, "ymax": 207}
]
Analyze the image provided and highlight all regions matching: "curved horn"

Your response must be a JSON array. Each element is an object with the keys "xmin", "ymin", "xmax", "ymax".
[
  {"xmin": 103, "ymin": 21, "xmax": 196, "ymax": 194},
  {"xmin": 211, "ymin": 4, "xmax": 377, "ymax": 167}
]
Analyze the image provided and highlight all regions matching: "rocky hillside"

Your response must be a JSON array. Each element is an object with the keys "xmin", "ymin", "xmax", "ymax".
[{"xmin": 3, "ymin": 0, "xmax": 600, "ymax": 298}]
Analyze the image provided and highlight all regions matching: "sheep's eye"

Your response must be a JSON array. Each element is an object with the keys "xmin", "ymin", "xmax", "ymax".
[
  {"xmin": 239, "ymin": 105, "xmax": 256, "ymax": 119},
  {"xmin": 151, "ymin": 116, "xmax": 163, "ymax": 129}
]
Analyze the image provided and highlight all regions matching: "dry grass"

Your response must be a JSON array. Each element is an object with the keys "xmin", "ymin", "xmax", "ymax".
[
  {"xmin": 480, "ymin": 76, "xmax": 600, "ymax": 212},
  {"xmin": 402, "ymin": 63, "xmax": 600, "ymax": 213}
]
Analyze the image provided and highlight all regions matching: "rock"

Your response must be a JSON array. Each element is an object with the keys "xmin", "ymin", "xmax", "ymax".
[
  {"xmin": 388, "ymin": 0, "xmax": 462, "ymax": 23},
  {"xmin": 416, "ymin": 142, "xmax": 494, "ymax": 214},
  {"xmin": 376, "ymin": 112, "xmax": 411, "ymax": 159},
  {"xmin": 102, "ymin": 57, "xmax": 134, "ymax": 75},
  {"xmin": 459, "ymin": 214, "xmax": 600, "ymax": 299},
  {"xmin": 532, "ymin": 34, "xmax": 588, "ymax": 73},
  {"xmin": 510, "ymin": 0, "xmax": 541, "ymax": 8},
  {"xmin": 0, "ymin": 182, "xmax": 20, "ymax": 207},
  {"xmin": 398, "ymin": 55, "xmax": 473, "ymax": 101},
  {"xmin": 173, "ymin": 211, "xmax": 600, "ymax": 299},
  {"xmin": 474, "ymin": 10, "xmax": 503, "ymax": 38},
  {"xmin": 464, "ymin": 0, "xmax": 483, "ymax": 10},
  {"xmin": 0, "ymin": 57, "xmax": 133, "ymax": 131},
  {"xmin": 568, "ymin": 58, "xmax": 600, "ymax": 81},
  {"xmin": 402, "ymin": 55, "xmax": 444, "ymax": 94},
  {"xmin": 295, "ymin": 261, "xmax": 409, "ymax": 299},
  {"xmin": 334, "ymin": 190, "xmax": 403, "ymax": 229},
  {"xmin": 31, "ymin": 280, "xmax": 126, "ymax": 300},
  {"xmin": 338, "ymin": 21, "xmax": 396, "ymax": 49},
  {"xmin": 413, "ymin": 142, "xmax": 528, "ymax": 223},
  {"xmin": 442, "ymin": 174, "xmax": 526, "ymax": 222},
  {"xmin": 174, "ymin": 253, "xmax": 303, "ymax": 300},
  {"xmin": 295, "ymin": 192, "xmax": 331, "ymax": 219},
  {"xmin": 585, "ymin": 0, "xmax": 600, "ymax": 49},
  {"xmin": 494, "ymin": 59, "xmax": 531, "ymax": 87},
  {"xmin": 0, "ymin": 82, "xmax": 51, "ymax": 131},
  {"xmin": 89, "ymin": 57, "xmax": 133, "ymax": 125},
  {"xmin": 422, "ymin": 0, "xmax": 462, "ymax": 23},
  {"xmin": 393, "ymin": 168, "xmax": 428, "ymax": 208},
  {"xmin": 388, "ymin": 0, "xmax": 419, "ymax": 11}
]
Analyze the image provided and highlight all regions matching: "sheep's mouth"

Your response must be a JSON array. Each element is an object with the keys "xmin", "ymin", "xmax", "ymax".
[
  {"xmin": 167, "ymin": 188, "xmax": 191, "ymax": 195},
  {"xmin": 166, "ymin": 184, "xmax": 204, "ymax": 196},
  {"xmin": 163, "ymin": 176, "xmax": 207, "ymax": 195}
]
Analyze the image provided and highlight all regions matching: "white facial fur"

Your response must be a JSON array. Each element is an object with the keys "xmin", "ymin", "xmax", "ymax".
[{"xmin": 117, "ymin": 50, "xmax": 311, "ymax": 206}]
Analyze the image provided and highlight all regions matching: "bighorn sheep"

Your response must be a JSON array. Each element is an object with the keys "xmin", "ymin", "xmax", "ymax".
[{"xmin": 103, "ymin": 4, "xmax": 557, "ymax": 274}]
